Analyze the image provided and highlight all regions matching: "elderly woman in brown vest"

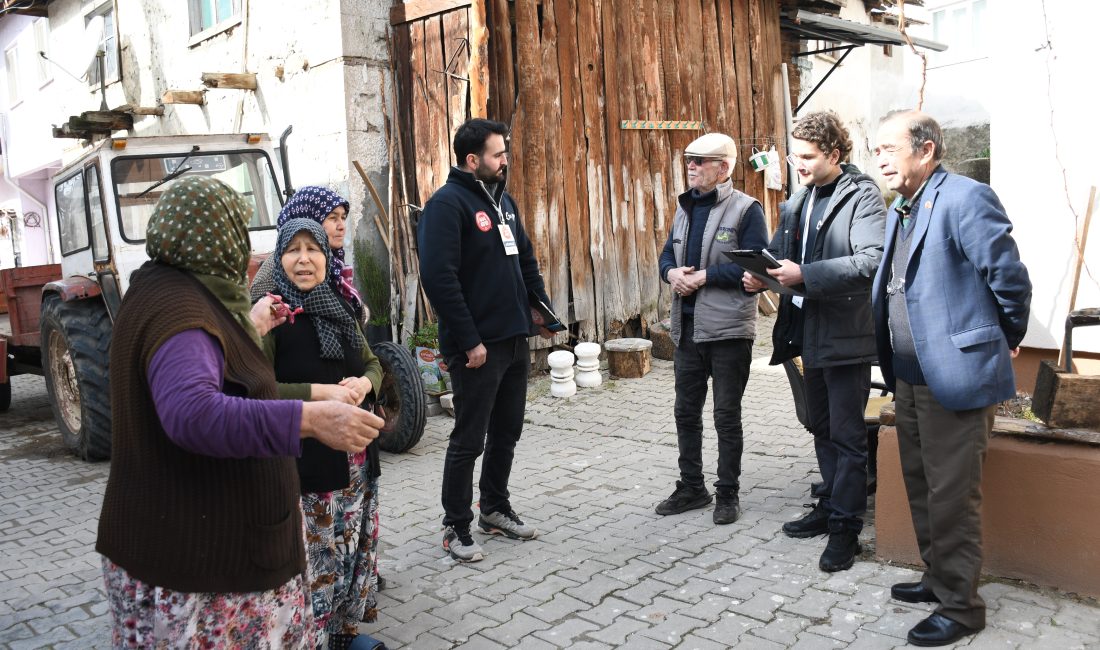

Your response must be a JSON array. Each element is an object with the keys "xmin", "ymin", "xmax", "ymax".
[{"xmin": 96, "ymin": 176, "xmax": 383, "ymax": 648}]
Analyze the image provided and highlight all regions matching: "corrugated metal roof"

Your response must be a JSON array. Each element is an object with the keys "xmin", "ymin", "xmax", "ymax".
[{"xmin": 782, "ymin": 9, "xmax": 948, "ymax": 52}]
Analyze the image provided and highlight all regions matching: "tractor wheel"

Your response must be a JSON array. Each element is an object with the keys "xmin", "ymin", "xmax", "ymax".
[
  {"xmin": 370, "ymin": 341, "xmax": 426, "ymax": 453},
  {"xmin": 40, "ymin": 295, "xmax": 112, "ymax": 461}
]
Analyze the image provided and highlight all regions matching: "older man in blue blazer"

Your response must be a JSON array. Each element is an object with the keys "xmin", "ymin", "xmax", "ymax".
[{"xmin": 871, "ymin": 111, "xmax": 1031, "ymax": 647}]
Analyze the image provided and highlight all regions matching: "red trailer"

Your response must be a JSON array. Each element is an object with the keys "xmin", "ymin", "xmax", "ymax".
[{"xmin": 0, "ymin": 264, "xmax": 62, "ymax": 410}]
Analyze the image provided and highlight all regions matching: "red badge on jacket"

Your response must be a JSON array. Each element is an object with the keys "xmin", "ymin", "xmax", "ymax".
[{"xmin": 475, "ymin": 211, "xmax": 493, "ymax": 232}]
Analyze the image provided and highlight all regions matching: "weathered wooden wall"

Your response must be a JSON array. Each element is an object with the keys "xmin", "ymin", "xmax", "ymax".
[{"xmin": 391, "ymin": 0, "xmax": 786, "ymax": 343}]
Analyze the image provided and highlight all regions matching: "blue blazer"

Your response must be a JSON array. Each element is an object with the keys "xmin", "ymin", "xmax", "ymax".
[{"xmin": 871, "ymin": 167, "xmax": 1032, "ymax": 411}]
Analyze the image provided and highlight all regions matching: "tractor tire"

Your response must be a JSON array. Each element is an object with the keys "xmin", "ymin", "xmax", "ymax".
[
  {"xmin": 370, "ymin": 341, "xmax": 426, "ymax": 453},
  {"xmin": 40, "ymin": 294, "xmax": 112, "ymax": 461},
  {"xmin": 0, "ymin": 380, "xmax": 10, "ymax": 411}
]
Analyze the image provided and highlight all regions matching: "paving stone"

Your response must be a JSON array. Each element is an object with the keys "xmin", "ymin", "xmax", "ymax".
[
  {"xmin": 586, "ymin": 617, "xmax": 652, "ymax": 646},
  {"xmin": 527, "ymin": 592, "xmax": 591, "ymax": 624},
  {"xmin": 532, "ymin": 617, "xmax": 601, "ymax": 647},
  {"xmin": 479, "ymin": 611, "xmax": 553, "ymax": 646},
  {"xmin": 673, "ymin": 633, "xmax": 730, "ymax": 650}
]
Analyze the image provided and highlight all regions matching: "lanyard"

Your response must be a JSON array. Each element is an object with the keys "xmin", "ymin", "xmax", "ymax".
[{"xmin": 800, "ymin": 186, "xmax": 817, "ymax": 263}]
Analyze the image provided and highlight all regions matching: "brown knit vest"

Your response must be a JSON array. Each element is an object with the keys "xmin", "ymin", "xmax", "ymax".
[{"xmin": 96, "ymin": 263, "xmax": 305, "ymax": 593}]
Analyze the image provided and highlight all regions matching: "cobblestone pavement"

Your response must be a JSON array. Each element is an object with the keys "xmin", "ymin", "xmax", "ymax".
[{"xmin": 2, "ymin": 318, "xmax": 1099, "ymax": 649}]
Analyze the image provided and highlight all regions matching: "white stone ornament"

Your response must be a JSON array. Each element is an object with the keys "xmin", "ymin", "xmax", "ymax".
[
  {"xmin": 573, "ymin": 342, "xmax": 602, "ymax": 388},
  {"xmin": 547, "ymin": 350, "xmax": 577, "ymax": 398}
]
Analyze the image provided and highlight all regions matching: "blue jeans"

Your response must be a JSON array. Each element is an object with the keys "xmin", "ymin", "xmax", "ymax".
[{"xmin": 673, "ymin": 323, "xmax": 752, "ymax": 494}]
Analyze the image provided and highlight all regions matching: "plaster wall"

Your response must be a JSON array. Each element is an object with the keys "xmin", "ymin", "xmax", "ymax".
[{"xmin": 989, "ymin": 1, "xmax": 1100, "ymax": 354}]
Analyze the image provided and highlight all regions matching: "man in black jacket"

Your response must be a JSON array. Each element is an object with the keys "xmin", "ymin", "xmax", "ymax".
[
  {"xmin": 744, "ymin": 111, "xmax": 885, "ymax": 572},
  {"xmin": 419, "ymin": 118, "xmax": 554, "ymax": 563}
]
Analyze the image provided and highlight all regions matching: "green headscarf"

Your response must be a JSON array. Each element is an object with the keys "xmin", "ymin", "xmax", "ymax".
[{"xmin": 145, "ymin": 176, "xmax": 260, "ymax": 346}]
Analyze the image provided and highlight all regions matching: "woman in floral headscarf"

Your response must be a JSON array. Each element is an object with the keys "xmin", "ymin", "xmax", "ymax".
[
  {"xmin": 252, "ymin": 186, "xmax": 364, "ymax": 320},
  {"xmin": 263, "ymin": 217, "xmax": 385, "ymax": 650},
  {"xmin": 97, "ymin": 177, "xmax": 382, "ymax": 648}
]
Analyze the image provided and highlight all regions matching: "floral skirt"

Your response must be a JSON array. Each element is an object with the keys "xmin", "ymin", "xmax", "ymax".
[
  {"xmin": 101, "ymin": 557, "xmax": 315, "ymax": 649},
  {"xmin": 300, "ymin": 450, "xmax": 380, "ymax": 641}
]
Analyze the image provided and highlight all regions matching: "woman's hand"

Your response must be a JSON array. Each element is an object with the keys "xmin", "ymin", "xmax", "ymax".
[
  {"xmin": 338, "ymin": 376, "xmax": 374, "ymax": 406},
  {"xmin": 311, "ymin": 383, "xmax": 359, "ymax": 404},
  {"xmin": 300, "ymin": 401, "xmax": 382, "ymax": 453},
  {"xmin": 250, "ymin": 296, "xmax": 288, "ymax": 337}
]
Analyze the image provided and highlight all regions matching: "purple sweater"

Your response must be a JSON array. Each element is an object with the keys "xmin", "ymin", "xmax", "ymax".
[{"xmin": 148, "ymin": 329, "xmax": 303, "ymax": 458}]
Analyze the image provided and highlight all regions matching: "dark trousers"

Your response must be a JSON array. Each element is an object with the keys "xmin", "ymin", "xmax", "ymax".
[
  {"xmin": 895, "ymin": 379, "xmax": 994, "ymax": 630},
  {"xmin": 805, "ymin": 362, "xmax": 872, "ymax": 532},
  {"xmin": 673, "ymin": 323, "xmax": 752, "ymax": 493},
  {"xmin": 441, "ymin": 336, "xmax": 529, "ymax": 528}
]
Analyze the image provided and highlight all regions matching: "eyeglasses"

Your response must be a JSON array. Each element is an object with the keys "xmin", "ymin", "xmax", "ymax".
[{"xmin": 685, "ymin": 155, "xmax": 720, "ymax": 166}]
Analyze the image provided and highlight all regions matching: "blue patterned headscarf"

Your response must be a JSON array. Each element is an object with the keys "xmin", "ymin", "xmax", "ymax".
[{"xmin": 277, "ymin": 186, "xmax": 362, "ymax": 315}]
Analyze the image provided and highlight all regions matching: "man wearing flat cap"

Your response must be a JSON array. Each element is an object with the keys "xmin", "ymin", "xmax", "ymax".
[{"xmin": 656, "ymin": 132, "xmax": 769, "ymax": 525}]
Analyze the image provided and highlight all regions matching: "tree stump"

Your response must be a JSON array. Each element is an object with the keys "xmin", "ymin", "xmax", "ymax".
[
  {"xmin": 649, "ymin": 320, "xmax": 674, "ymax": 361},
  {"xmin": 605, "ymin": 337, "xmax": 652, "ymax": 378}
]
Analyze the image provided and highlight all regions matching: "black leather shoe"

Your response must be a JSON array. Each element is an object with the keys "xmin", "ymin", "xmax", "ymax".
[
  {"xmin": 907, "ymin": 613, "xmax": 981, "ymax": 647},
  {"xmin": 783, "ymin": 501, "xmax": 829, "ymax": 538},
  {"xmin": 891, "ymin": 581, "xmax": 939, "ymax": 604},
  {"xmin": 819, "ymin": 530, "xmax": 861, "ymax": 572},
  {"xmin": 655, "ymin": 481, "xmax": 712, "ymax": 515},
  {"xmin": 713, "ymin": 492, "xmax": 741, "ymax": 525}
]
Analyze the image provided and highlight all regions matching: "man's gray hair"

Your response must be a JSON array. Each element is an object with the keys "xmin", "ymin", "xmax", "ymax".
[{"xmin": 882, "ymin": 110, "xmax": 946, "ymax": 162}]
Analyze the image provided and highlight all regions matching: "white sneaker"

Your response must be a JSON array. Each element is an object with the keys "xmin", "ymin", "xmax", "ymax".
[
  {"xmin": 442, "ymin": 525, "xmax": 484, "ymax": 562},
  {"xmin": 478, "ymin": 509, "xmax": 539, "ymax": 540}
]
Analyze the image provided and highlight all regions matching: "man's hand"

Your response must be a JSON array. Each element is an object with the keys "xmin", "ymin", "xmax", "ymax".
[
  {"xmin": 742, "ymin": 271, "xmax": 767, "ymax": 293},
  {"xmin": 465, "ymin": 343, "xmax": 487, "ymax": 368},
  {"xmin": 338, "ymin": 376, "xmax": 374, "ymax": 406},
  {"xmin": 1010, "ymin": 347, "xmax": 1021, "ymax": 359},
  {"xmin": 766, "ymin": 259, "xmax": 804, "ymax": 287},
  {"xmin": 300, "ymin": 401, "xmax": 382, "ymax": 453},
  {"xmin": 683, "ymin": 269, "xmax": 707, "ymax": 292},
  {"xmin": 311, "ymin": 383, "xmax": 359, "ymax": 405},
  {"xmin": 667, "ymin": 266, "xmax": 698, "ymax": 297},
  {"xmin": 250, "ymin": 296, "xmax": 288, "ymax": 337},
  {"xmin": 538, "ymin": 326, "xmax": 556, "ymax": 339}
]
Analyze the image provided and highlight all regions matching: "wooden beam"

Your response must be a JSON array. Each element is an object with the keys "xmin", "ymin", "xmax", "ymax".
[
  {"xmin": 161, "ymin": 90, "xmax": 206, "ymax": 105},
  {"xmin": 468, "ymin": 0, "xmax": 489, "ymax": 118},
  {"xmin": 201, "ymin": 72, "xmax": 258, "ymax": 90},
  {"xmin": 390, "ymin": 0, "xmax": 471, "ymax": 26},
  {"xmin": 113, "ymin": 104, "xmax": 165, "ymax": 116}
]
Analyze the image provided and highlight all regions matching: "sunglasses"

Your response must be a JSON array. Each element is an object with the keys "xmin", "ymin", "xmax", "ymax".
[{"xmin": 685, "ymin": 156, "xmax": 720, "ymax": 166}]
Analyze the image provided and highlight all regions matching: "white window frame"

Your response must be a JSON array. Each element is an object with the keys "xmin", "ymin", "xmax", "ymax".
[
  {"xmin": 34, "ymin": 18, "xmax": 51, "ymax": 87},
  {"xmin": 188, "ymin": 0, "xmax": 242, "ymax": 45},
  {"xmin": 85, "ymin": 1, "xmax": 120, "ymax": 90},
  {"xmin": 5, "ymin": 45, "xmax": 21, "ymax": 106}
]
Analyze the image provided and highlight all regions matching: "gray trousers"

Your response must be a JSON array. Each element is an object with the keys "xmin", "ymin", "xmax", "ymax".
[{"xmin": 894, "ymin": 379, "xmax": 995, "ymax": 629}]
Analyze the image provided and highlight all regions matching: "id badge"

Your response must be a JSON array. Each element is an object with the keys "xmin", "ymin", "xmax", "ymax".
[
  {"xmin": 792, "ymin": 296, "xmax": 804, "ymax": 308},
  {"xmin": 498, "ymin": 224, "xmax": 519, "ymax": 255}
]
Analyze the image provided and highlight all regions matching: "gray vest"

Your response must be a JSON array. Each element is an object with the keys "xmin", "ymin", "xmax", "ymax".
[{"xmin": 669, "ymin": 180, "xmax": 760, "ymax": 346}]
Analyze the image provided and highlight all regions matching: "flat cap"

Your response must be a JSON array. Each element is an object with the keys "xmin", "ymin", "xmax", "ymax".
[{"xmin": 685, "ymin": 133, "xmax": 737, "ymax": 160}]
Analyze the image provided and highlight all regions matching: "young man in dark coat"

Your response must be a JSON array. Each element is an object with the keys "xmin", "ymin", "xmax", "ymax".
[
  {"xmin": 418, "ymin": 118, "xmax": 554, "ymax": 563},
  {"xmin": 744, "ymin": 111, "xmax": 886, "ymax": 572}
]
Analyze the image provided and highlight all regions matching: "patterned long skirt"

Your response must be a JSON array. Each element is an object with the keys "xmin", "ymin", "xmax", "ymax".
[
  {"xmin": 300, "ymin": 450, "xmax": 381, "ymax": 644},
  {"xmin": 101, "ymin": 557, "xmax": 315, "ymax": 649}
]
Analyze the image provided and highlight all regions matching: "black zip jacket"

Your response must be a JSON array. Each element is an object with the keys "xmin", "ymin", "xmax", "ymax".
[{"xmin": 418, "ymin": 166, "xmax": 550, "ymax": 357}]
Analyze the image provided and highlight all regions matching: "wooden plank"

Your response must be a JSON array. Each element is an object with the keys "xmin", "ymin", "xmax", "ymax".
[
  {"xmin": 442, "ymin": 10, "xmax": 470, "ymax": 145},
  {"xmin": 699, "ymin": 0, "xmax": 725, "ymax": 131},
  {"xmin": 200, "ymin": 72, "xmax": 258, "ymax": 90},
  {"xmin": 539, "ymin": 0, "xmax": 569, "ymax": 339},
  {"xmin": 747, "ymin": 0, "xmax": 770, "ymax": 203},
  {"xmin": 716, "ymin": 0, "xmax": 745, "ymax": 190},
  {"xmin": 390, "ymin": 0, "xmax": 472, "ymax": 25},
  {"xmin": 578, "ymin": 0, "xmax": 611, "ymax": 336},
  {"xmin": 424, "ymin": 15, "xmax": 451, "ymax": 190},
  {"xmin": 468, "ymin": 0, "xmax": 489, "ymax": 118},
  {"xmin": 658, "ymin": 1, "xmax": 687, "ymax": 315},
  {"xmin": 599, "ymin": 0, "xmax": 629, "ymax": 331},
  {"xmin": 619, "ymin": 120, "xmax": 703, "ymax": 130},
  {"xmin": 161, "ymin": 90, "xmax": 205, "ymax": 105},
  {"xmin": 732, "ymin": 0, "xmax": 757, "ymax": 199},
  {"xmin": 514, "ymin": 0, "xmax": 549, "ymax": 342},
  {"xmin": 409, "ymin": 20, "xmax": 436, "ymax": 207},
  {"xmin": 553, "ymin": 0, "xmax": 596, "ymax": 334},
  {"xmin": 632, "ymin": 0, "xmax": 665, "ymax": 328},
  {"xmin": 487, "ymin": 0, "xmax": 515, "ymax": 124}
]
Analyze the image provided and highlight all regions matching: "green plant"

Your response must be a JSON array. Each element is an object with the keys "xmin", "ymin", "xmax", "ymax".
[
  {"xmin": 408, "ymin": 321, "xmax": 439, "ymax": 350},
  {"xmin": 353, "ymin": 239, "xmax": 390, "ymax": 326}
]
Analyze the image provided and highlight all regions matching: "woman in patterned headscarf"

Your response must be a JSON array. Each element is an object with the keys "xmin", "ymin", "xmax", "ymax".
[
  {"xmin": 251, "ymin": 186, "xmax": 365, "ymax": 320},
  {"xmin": 262, "ymin": 217, "xmax": 386, "ymax": 650},
  {"xmin": 97, "ymin": 177, "xmax": 383, "ymax": 648}
]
